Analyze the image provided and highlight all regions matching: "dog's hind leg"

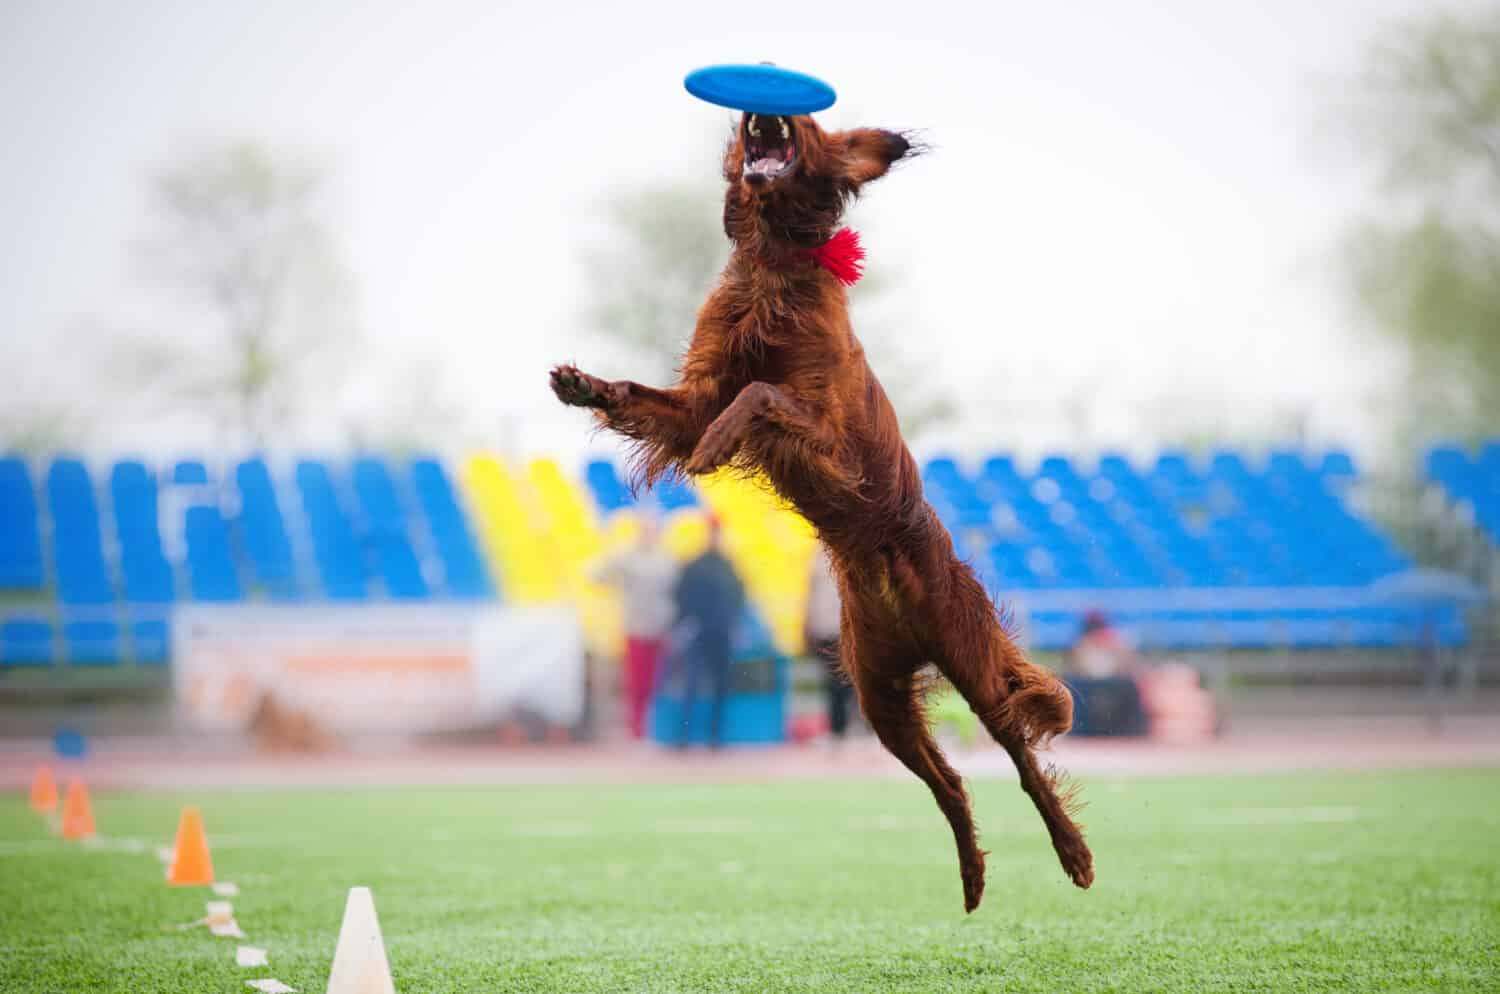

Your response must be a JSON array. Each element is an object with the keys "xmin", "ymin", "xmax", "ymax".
[
  {"xmin": 923, "ymin": 568, "xmax": 1094, "ymax": 889},
  {"xmin": 939, "ymin": 650, "xmax": 1093, "ymax": 888},
  {"xmin": 1001, "ymin": 737, "xmax": 1093, "ymax": 888},
  {"xmin": 847, "ymin": 650, "xmax": 987, "ymax": 913}
]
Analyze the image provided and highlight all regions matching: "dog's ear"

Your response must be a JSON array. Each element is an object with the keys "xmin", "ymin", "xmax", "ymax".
[
  {"xmin": 835, "ymin": 128, "xmax": 919, "ymax": 189},
  {"xmin": 722, "ymin": 123, "xmax": 745, "ymax": 183}
]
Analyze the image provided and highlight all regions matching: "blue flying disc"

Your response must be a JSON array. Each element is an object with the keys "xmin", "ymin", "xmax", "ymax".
[{"xmin": 684, "ymin": 63, "xmax": 836, "ymax": 116}]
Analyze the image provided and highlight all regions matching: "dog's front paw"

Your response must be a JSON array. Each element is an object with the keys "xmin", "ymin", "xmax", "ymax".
[{"xmin": 550, "ymin": 365, "xmax": 613, "ymax": 409}]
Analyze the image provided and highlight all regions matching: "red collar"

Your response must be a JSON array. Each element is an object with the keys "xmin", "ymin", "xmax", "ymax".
[{"xmin": 800, "ymin": 228, "xmax": 865, "ymax": 286}]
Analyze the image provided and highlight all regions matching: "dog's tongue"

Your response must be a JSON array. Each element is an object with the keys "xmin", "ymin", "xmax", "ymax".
[{"xmin": 751, "ymin": 156, "xmax": 782, "ymax": 173}]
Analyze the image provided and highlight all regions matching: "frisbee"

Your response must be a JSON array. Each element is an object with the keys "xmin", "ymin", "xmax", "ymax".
[{"xmin": 684, "ymin": 63, "xmax": 836, "ymax": 116}]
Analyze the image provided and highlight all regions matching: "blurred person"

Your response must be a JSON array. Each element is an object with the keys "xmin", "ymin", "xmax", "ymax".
[
  {"xmin": 1066, "ymin": 610, "xmax": 1138, "ymax": 679},
  {"xmin": 1064, "ymin": 611, "xmax": 1215, "ymax": 739},
  {"xmin": 590, "ymin": 516, "xmax": 678, "ymax": 739},
  {"xmin": 804, "ymin": 543, "xmax": 853, "ymax": 743},
  {"xmin": 670, "ymin": 514, "xmax": 745, "ymax": 749}
]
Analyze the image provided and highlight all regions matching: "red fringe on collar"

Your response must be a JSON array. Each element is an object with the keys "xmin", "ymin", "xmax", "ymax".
[{"xmin": 803, "ymin": 227, "xmax": 865, "ymax": 286}]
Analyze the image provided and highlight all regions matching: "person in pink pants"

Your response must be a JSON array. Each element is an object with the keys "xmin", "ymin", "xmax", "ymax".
[{"xmin": 591, "ymin": 517, "xmax": 678, "ymax": 738}]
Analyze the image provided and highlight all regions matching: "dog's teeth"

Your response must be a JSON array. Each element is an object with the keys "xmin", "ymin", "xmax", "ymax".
[
  {"xmin": 748, "ymin": 114, "xmax": 759, "ymax": 137},
  {"xmin": 779, "ymin": 118, "xmax": 789, "ymax": 139}
]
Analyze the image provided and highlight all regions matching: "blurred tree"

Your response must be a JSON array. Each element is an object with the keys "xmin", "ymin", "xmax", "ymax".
[
  {"xmin": 113, "ymin": 141, "xmax": 359, "ymax": 445},
  {"xmin": 0, "ymin": 403, "xmax": 89, "ymax": 454},
  {"xmin": 342, "ymin": 351, "xmax": 470, "ymax": 454},
  {"xmin": 0, "ymin": 335, "xmax": 98, "ymax": 452},
  {"xmin": 581, "ymin": 183, "xmax": 955, "ymax": 438},
  {"xmin": 1335, "ymin": 9, "xmax": 1500, "ymax": 441},
  {"xmin": 581, "ymin": 185, "xmax": 727, "ymax": 386}
]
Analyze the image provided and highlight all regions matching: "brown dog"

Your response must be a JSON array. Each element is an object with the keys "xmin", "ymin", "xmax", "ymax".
[{"xmin": 551, "ymin": 110, "xmax": 1092, "ymax": 910}]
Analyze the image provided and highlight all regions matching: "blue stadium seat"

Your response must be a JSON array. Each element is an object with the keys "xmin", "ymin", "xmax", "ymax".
[
  {"xmin": 923, "ymin": 456, "xmax": 964, "ymax": 486},
  {"xmin": 1, "ymin": 618, "xmax": 53, "ymax": 666},
  {"xmin": 411, "ymin": 458, "xmax": 493, "ymax": 598},
  {"xmin": 295, "ymin": 461, "xmax": 367, "ymax": 601},
  {"xmin": 46, "ymin": 459, "xmax": 114, "ymax": 604},
  {"xmin": 129, "ymin": 616, "xmax": 170, "ymax": 664},
  {"xmin": 64, "ymin": 619, "xmax": 121, "ymax": 665},
  {"xmin": 591, "ymin": 462, "xmax": 697, "ymax": 511},
  {"xmin": 585, "ymin": 460, "xmax": 633, "ymax": 512},
  {"xmin": 110, "ymin": 461, "xmax": 175, "ymax": 604},
  {"xmin": 1209, "ymin": 451, "xmax": 1249, "ymax": 478},
  {"xmin": 1154, "ymin": 451, "xmax": 1195, "ymax": 480},
  {"xmin": 172, "ymin": 460, "xmax": 210, "ymax": 485},
  {"xmin": 0, "ymin": 458, "xmax": 44, "ymax": 589},
  {"xmin": 1038, "ymin": 454, "xmax": 1076, "ymax": 478},
  {"xmin": 1320, "ymin": 450, "xmax": 1357, "ymax": 478},
  {"xmin": 352, "ymin": 457, "xmax": 429, "ymax": 599},
  {"xmin": 981, "ymin": 454, "xmax": 1020, "ymax": 481},
  {"xmin": 235, "ymin": 459, "xmax": 302, "ymax": 600},
  {"xmin": 1428, "ymin": 442, "xmax": 1500, "ymax": 548}
]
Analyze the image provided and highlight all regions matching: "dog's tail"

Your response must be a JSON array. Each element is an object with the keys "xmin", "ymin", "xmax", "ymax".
[{"xmin": 984, "ymin": 654, "xmax": 1074, "ymax": 750}]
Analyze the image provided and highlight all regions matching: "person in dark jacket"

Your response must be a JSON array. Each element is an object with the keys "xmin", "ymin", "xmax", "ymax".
[{"xmin": 671, "ymin": 514, "xmax": 746, "ymax": 748}]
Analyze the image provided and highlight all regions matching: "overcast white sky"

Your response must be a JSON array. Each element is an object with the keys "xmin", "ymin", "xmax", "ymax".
[{"xmin": 0, "ymin": 0, "xmax": 1460, "ymax": 467}]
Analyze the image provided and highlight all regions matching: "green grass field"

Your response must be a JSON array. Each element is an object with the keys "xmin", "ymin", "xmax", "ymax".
[{"xmin": 1, "ymin": 770, "xmax": 1496, "ymax": 993}]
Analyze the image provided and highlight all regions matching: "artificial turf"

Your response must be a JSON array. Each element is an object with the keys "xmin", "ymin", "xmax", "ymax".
[{"xmin": 0, "ymin": 769, "xmax": 1496, "ymax": 993}]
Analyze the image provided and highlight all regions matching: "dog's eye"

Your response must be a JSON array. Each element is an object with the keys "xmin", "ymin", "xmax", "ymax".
[
  {"xmin": 748, "ymin": 114, "xmax": 760, "ymax": 137},
  {"xmin": 779, "ymin": 118, "xmax": 789, "ymax": 139}
]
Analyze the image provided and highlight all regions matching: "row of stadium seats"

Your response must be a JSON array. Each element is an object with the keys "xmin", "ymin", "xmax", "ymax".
[
  {"xmin": 1, "ymin": 446, "xmax": 1484, "ymax": 666},
  {"xmin": 577, "ymin": 450, "xmax": 1467, "ymax": 650},
  {"xmin": 918, "ymin": 449, "xmax": 1399, "ymax": 590},
  {"xmin": 1428, "ymin": 442, "xmax": 1500, "ymax": 544},
  {"xmin": 0, "ymin": 455, "xmax": 495, "ymax": 665},
  {"xmin": 0, "ymin": 616, "xmax": 168, "ymax": 666},
  {"xmin": 1, "ymin": 456, "xmax": 492, "ymax": 605}
]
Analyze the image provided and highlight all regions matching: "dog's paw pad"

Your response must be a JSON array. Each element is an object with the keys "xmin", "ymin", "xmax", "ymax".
[{"xmin": 550, "ymin": 366, "xmax": 609, "ymax": 408}]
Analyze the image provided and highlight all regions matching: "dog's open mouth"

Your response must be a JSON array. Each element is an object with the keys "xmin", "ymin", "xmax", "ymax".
[{"xmin": 742, "ymin": 113, "xmax": 796, "ymax": 181}]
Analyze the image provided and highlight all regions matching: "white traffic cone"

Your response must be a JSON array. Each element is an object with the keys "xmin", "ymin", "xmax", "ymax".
[{"xmin": 326, "ymin": 886, "xmax": 395, "ymax": 994}]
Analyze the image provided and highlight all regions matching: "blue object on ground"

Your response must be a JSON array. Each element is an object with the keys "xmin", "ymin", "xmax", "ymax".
[
  {"xmin": 684, "ymin": 63, "xmax": 836, "ymax": 116},
  {"xmin": 53, "ymin": 728, "xmax": 86, "ymax": 759},
  {"xmin": 651, "ymin": 608, "xmax": 787, "ymax": 747}
]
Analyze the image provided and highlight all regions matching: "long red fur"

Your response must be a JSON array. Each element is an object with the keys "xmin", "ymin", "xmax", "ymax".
[{"xmin": 550, "ymin": 112, "xmax": 1093, "ymax": 911}]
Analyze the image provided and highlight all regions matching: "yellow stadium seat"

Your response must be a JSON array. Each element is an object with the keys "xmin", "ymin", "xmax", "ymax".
[{"xmin": 460, "ymin": 454, "xmax": 563, "ymax": 602}]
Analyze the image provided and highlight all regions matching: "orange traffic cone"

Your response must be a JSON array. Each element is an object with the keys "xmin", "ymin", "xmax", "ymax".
[
  {"xmin": 166, "ymin": 805, "xmax": 214, "ymax": 886},
  {"xmin": 60, "ymin": 778, "xmax": 96, "ymax": 840},
  {"xmin": 29, "ymin": 765, "xmax": 59, "ymax": 813}
]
